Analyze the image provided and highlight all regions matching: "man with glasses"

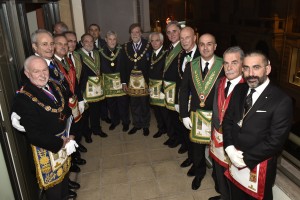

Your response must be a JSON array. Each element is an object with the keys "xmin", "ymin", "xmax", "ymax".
[{"xmin": 223, "ymin": 51, "xmax": 293, "ymax": 200}]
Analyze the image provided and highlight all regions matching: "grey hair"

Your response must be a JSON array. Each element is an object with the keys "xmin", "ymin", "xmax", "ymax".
[
  {"xmin": 149, "ymin": 32, "xmax": 164, "ymax": 42},
  {"xmin": 166, "ymin": 21, "xmax": 181, "ymax": 30},
  {"xmin": 31, "ymin": 29, "xmax": 52, "ymax": 44},
  {"xmin": 223, "ymin": 46, "xmax": 245, "ymax": 61},
  {"xmin": 106, "ymin": 30, "xmax": 117, "ymax": 38}
]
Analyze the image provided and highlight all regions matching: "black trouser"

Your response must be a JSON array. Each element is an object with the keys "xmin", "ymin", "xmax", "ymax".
[
  {"xmin": 212, "ymin": 160, "xmax": 231, "ymax": 200},
  {"xmin": 89, "ymin": 101, "xmax": 102, "ymax": 132},
  {"xmin": 167, "ymin": 110, "xmax": 184, "ymax": 144},
  {"xmin": 152, "ymin": 105, "xmax": 168, "ymax": 132},
  {"xmin": 130, "ymin": 96, "xmax": 150, "ymax": 128},
  {"xmin": 44, "ymin": 176, "xmax": 68, "ymax": 200},
  {"xmin": 229, "ymin": 157, "xmax": 277, "ymax": 200},
  {"xmin": 81, "ymin": 108, "xmax": 91, "ymax": 138},
  {"xmin": 182, "ymin": 126, "xmax": 193, "ymax": 159},
  {"xmin": 70, "ymin": 117, "xmax": 83, "ymax": 143},
  {"xmin": 100, "ymin": 98, "xmax": 109, "ymax": 119},
  {"xmin": 192, "ymin": 143, "xmax": 207, "ymax": 177},
  {"xmin": 107, "ymin": 95, "xmax": 130, "ymax": 125}
]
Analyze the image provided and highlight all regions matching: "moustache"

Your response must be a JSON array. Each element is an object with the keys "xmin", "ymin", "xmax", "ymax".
[{"xmin": 245, "ymin": 76, "xmax": 259, "ymax": 81}]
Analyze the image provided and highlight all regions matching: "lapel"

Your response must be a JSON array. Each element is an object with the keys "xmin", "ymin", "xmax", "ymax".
[{"xmin": 243, "ymin": 83, "xmax": 273, "ymax": 122}]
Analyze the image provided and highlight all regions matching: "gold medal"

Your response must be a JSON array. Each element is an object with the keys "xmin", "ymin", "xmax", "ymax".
[
  {"xmin": 111, "ymin": 62, "xmax": 115, "ymax": 66},
  {"xmin": 111, "ymin": 52, "xmax": 115, "ymax": 57},
  {"xmin": 134, "ymin": 53, "xmax": 137, "ymax": 58},
  {"xmin": 134, "ymin": 59, "xmax": 137, "ymax": 62},
  {"xmin": 237, "ymin": 119, "xmax": 243, "ymax": 127},
  {"xmin": 200, "ymin": 101, "xmax": 205, "ymax": 107}
]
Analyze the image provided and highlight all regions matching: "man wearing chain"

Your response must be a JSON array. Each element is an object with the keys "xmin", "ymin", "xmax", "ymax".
[
  {"xmin": 179, "ymin": 33, "xmax": 224, "ymax": 190},
  {"xmin": 77, "ymin": 33, "xmax": 107, "ymax": 138},
  {"xmin": 121, "ymin": 23, "xmax": 152, "ymax": 136},
  {"xmin": 99, "ymin": 31, "xmax": 130, "ymax": 132},
  {"xmin": 148, "ymin": 32, "xmax": 168, "ymax": 138},
  {"xmin": 162, "ymin": 21, "xmax": 183, "ymax": 148}
]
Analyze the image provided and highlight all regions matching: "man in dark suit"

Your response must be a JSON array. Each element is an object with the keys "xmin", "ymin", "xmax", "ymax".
[
  {"xmin": 209, "ymin": 46, "xmax": 245, "ymax": 200},
  {"xmin": 121, "ymin": 23, "xmax": 152, "ymax": 136},
  {"xmin": 148, "ymin": 32, "xmax": 168, "ymax": 138},
  {"xmin": 179, "ymin": 33, "xmax": 224, "ymax": 190},
  {"xmin": 177, "ymin": 26, "xmax": 201, "ymax": 168},
  {"xmin": 13, "ymin": 55, "xmax": 76, "ymax": 200},
  {"xmin": 99, "ymin": 30, "xmax": 130, "ymax": 131},
  {"xmin": 88, "ymin": 24, "xmax": 106, "ymax": 49},
  {"xmin": 223, "ymin": 51, "xmax": 293, "ymax": 200},
  {"xmin": 162, "ymin": 21, "xmax": 182, "ymax": 148}
]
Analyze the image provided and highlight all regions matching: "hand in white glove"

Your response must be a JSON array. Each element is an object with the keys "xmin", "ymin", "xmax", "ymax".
[
  {"xmin": 11, "ymin": 112, "xmax": 25, "ymax": 132},
  {"xmin": 174, "ymin": 104, "xmax": 179, "ymax": 113},
  {"xmin": 78, "ymin": 100, "xmax": 85, "ymax": 114},
  {"xmin": 182, "ymin": 117, "xmax": 192, "ymax": 130},
  {"xmin": 65, "ymin": 140, "xmax": 78, "ymax": 156},
  {"xmin": 225, "ymin": 145, "xmax": 246, "ymax": 168}
]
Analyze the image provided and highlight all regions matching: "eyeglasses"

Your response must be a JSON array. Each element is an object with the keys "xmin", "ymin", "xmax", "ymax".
[
  {"xmin": 242, "ymin": 65, "xmax": 266, "ymax": 72},
  {"xmin": 36, "ymin": 42, "xmax": 55, "ymax": 48}
]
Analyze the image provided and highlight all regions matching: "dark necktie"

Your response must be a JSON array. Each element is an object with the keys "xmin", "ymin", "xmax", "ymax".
[
  {"xmin": 69, "ymin": 53, "xmax": 74, "ymax": 65},
  {"xmin": 169, "ymin": 45, "xmax": 174, "ymax": 51},
  {"xmin": 49, "ymin": 61, "xmax": 55, "ymax": 70},
  {"xmin": 61, "ymin": 58, "xmax": 65, "ymax": 65},
  {"xmin": 88, "ymin": 52, "xmax": 93, "ymax": 60},
  {"xmin": 153, "ymin": 53, "xmax": 157, "ymax": 60},
  {"xmin": 185, "ymin": 51, "xmax": 192, "ymax": 57},
  {"xmin": 224, "ymin": 81, "xmax": 231, "ymax": 98},
  {"xmin": 244, "ymin": 89, "xmax": 256, "ymax": 113},
  {"xmin": 203, "ymin": 62, "xmax": 209, "ymax": 79}
]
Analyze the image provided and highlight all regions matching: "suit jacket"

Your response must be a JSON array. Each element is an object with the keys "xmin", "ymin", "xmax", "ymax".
[
  {"xmin": 222, "ymin": 82, "xmax": 293, "ymax": 169},
  {"xmin": 100, "ymin": 44, "xmax": 124, "ymax": 74},
  {"xmin": 121, "ymin": 38, "xmax": 152, "ymax": 84},
  {"xmin": 13, "ymin": 81, "xmax": 71, "ymax": 153},
  {"xmin": 149, "ymin": 46, "xmax": 167, "ymax": 80},
  {"xmin": 179, "ymin": 56, "xmax": 224, "ymax": 118}
]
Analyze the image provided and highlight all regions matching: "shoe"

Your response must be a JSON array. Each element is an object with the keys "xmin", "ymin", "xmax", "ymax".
[
  {"xmin": 178, "ymin": 145, "xmax": 188, "ymax": 154},
  {"xmin": 68, "ymin": 179, "xmax": 80, "ymax": 189},
  {"xmin": 85, "ymin": 136, "xmax": 92, "ymax": 143},
  {"xmin": 102, "ymin": 117, "xmax": 112, "ymax": 124},
  {"xmin": 122, "ymin": 124, "xmax": 129, "ymax": 132},
  {"xmin": 143, "ymin": 128, "xmax": 149, "ymax": 136},
  {"xmin": 69, "ymin": 164, "xmax": 80, "ymax": 173},
  {"xmin": 78, "ymin": 143, "xmax": 87, "ymax": 153},
  {"xmin": 68, "ymin": 189, "xmax": 77, "ymax": 199},
  {"xmin": 208, "ymin": 195, "xmax": 222, "ymax": 200},
  {"xmin": 94, "ymin": 130, "xmax": 108, "ymax": 138},
  {"xmin": 163, "ymin": 138, "xmax": 172, "ymax": 146},
  {"xmin": 128, "ymin": 127, "xmax": 141, "ymax": 135},
  {"xmin": 72, "ymin": 157, "xmax": 86, "ymax": 165},
  {"xmin": 153, "ymin": 131, "xmax": 163, "ymax": 138},
  {"xmin": 192, "ymin": 176, "xmax": 202, "ymax": 190},
  {"xmin": 187, "ymin": 165, "xmax": 195, "ymax": 177},
  {"xmin": 168, "ymin": 139, "xmax": 179, "ymax": 148},
  {"xmin": 109, "ymin": 122, "xmax": 120, "ymax": 130},
  {"xmin": 180, "ymin": 158, "xmax": 193, "ymax": 168}
]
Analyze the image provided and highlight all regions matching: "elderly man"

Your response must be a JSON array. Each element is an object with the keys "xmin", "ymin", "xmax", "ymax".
[
  {"xmin": 223, "ymin": 51, "xmax": 293, "ymax": 200},
  {"xmin": 179, "ymin": 33, "xmax": 224, "ymax": 190},
  {"xmin": 53, "ymin": 21, "xmax": 68, "ymax": 34},
  {"xmin": 12, "ymin": 55, "xmax": 77, "ymax": 200},
  {"xmin": 99, "ymin": 31, "xmax": 130, "ymax": 131},
  {"xmin": 209, "ymin": 46, "xmax": 245, "ymax": 200},
  {"xmin": 121, "ymin": 23, "xmax": 152, "ymax": 136},
  {"xmin": 148, "ymin": 32, "xmax": 168, "ymax": 138}
]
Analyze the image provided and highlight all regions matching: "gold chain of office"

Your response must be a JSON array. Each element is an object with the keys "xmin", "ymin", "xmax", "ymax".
[
  {"xmin": 99, "ymin": 45, "xmax": 122, "ymax": 65},
  {"xmin": 151, "ymin": 50, "xmax": 167, "ymax": 66},
  {"xmin": 124, "ymin": 42, "xmax": 150, "ymax": 63}
]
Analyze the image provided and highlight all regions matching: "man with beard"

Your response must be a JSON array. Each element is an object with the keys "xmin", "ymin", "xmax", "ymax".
[
  {"xmin": 223, "ymin": 51, "xmax": 293, "ymax": 200},
  {"xmin": 209, "ymin": 46, "xmax": 245, "ymax": 200}
]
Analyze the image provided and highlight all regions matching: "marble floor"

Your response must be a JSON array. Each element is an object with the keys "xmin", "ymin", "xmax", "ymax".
[{"xmin": 70, "ymin": 117, "xmax": 298, "ymax": 200}]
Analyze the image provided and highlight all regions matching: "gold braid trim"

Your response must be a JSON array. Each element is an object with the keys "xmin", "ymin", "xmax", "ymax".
[
  {"xmin": 151, "ymin": 50, "xmax": 167, "ymax": 66},
  {"xmin": 124, "ymin": 42, "xmax": 150, "ymax": 63},
  {"xmin": 20, "ymin": 82, "xmax": 65, "ymax": 113},
  {"xmin": 99, "ymin": 45, "xmax": 122, "ymax": 62}
]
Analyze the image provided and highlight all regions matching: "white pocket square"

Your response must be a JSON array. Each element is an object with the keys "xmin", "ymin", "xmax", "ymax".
[{"xmin": 256, "ymin": 110, "xmax": 266, "ymax": 112}]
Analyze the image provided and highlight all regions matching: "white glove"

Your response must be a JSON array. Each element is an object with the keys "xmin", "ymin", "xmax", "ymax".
[
  {"xmin": 65, "ymin": 140, "xmax": 78, "ymax": 156},
  {"xmin": 174, "ymin": 104, "xmax": 179, "ymax": 113},
  {"xmin": 182, "ymin": 117, "xmax": 192, "ymax": 130},
  {"xmin": 225, "ymin": 145, "xmax": 246, "ymax": 168},
  {"xmin": 11, "ymin": 112, "xmax": 25, "ymax": 132},
  {"xmin": 78, "ymin": 101, "xmax": 85, "ymax": 114}
]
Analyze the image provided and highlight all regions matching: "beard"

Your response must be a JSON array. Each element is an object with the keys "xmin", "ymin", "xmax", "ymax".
[{"xmin": 245, "ymin": 74, "xmax": 267, "ymax": 88}]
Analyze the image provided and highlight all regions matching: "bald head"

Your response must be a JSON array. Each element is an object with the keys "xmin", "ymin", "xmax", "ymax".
[
  {"xmin": 24, "ymin": 55, "xmax": 49, "ymax": 88},
  {"xmin": 180, "ymin": 26, "xmax": 196, "ymax": 52}
]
